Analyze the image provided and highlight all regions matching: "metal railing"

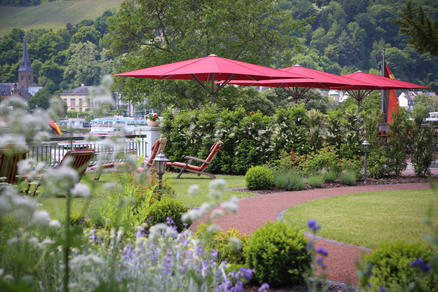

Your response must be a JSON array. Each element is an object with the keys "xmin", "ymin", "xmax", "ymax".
[{"xmin": 29, "ymin": 135, "xmax": 147, "ymax": 167}]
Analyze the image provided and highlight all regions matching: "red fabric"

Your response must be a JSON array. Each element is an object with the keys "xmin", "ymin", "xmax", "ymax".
[
  {"xmin": 342, "ymin": 72, "xmax": 430, "ymax": 90},
  {"xmin": 170, "ymin": 161, "xmax": 202, "ymax": 172},
  {"xmin": 146, "ymin": 139, "xmax": 160, "ymax": 166},
  {"xmin": 113, "ymin": 55, "xmax": 307, "ymax": 81},
  {"xmin": 385, "ymin": 64, "xmax": 399, "ymax": 125},
  {"xmin": 49, "ymin": 120, "xmax": 62, "ymax": 135}
]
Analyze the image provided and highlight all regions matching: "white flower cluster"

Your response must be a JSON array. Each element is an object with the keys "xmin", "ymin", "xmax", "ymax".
[{"xmin": 0, "ymin": 185, "xmax": 61, "ymax": 228}]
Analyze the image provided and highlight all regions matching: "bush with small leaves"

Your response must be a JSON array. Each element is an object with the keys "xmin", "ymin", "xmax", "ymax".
[
  {"xmin": 145, "ymin": 198, "xmax": 188, "ymax": 232},
  {"xmin": 245, "ymin": 222, "xmax": 311, "ymax": 287},
  {"xmin": 245, "ymin": 165, "xmax": 274, "ymax": 190},
  {"xmin": 362, "ymin": 241, "xmax": 437, "ymax": 291}
]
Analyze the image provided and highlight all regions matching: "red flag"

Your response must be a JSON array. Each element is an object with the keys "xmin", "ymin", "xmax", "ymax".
[
  {"xmin": 49, "ymin": 120, "xmax": 63, "ymax": 135},
  {"xmin": 384, "ymin": 64, "xmax": 399, "ymax": 124}
]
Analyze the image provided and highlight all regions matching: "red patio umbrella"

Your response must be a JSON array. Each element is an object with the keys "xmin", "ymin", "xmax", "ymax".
[
  {"xmin": 226, "ymin": 65, "xmax": 379, "ymax": 99},
  {"xmin": 342, "ymin": 71, "xmax": 430, "ymax": 90},
  {"xmin": 113, "ymin": 55, "xmax": 307, "ymax": 103},
  {"xmin": 342, "ymin": 71, "xmax": 430, "ymax": 107}
]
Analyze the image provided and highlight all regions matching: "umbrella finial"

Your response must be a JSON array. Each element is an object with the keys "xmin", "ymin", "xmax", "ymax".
[
  {"xmin": 293, "ymin": 64, "xmax": 301, "ymax": 66},
  {"xmin": 208, "ymin": 54, "xmax": 217, "ymax": 57}
]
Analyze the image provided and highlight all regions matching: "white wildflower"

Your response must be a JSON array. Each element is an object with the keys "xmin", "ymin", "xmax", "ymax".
[
  {"xmin": 71, "ymin": 183, "xmax": 90, "ymax": 198},
  {"xmin": 12, "ymin": 195, "xmax": 37, "ymax": 211},
  {"xmin": 209, "ymin": 179, "xmax": 226, "ymax": 192},
  {"xmin": 182, "ymin": 209, "xmax": 202, "ymax": 224},
  {"xmin": 7, "ymin": 237, "xmax": 19, "ymax": 245},
  {"xmin": 49, "ymin": 220, "xmax": 61, "ymax": 228},
  {"xmin": 3, "ymin": 274, "xmax": 13, "ymax": 281},
  {"xmin": 206, "ymin": 224, "xmax": 221, "ymax": 233},
  {"xmin": 209, "ymin": 190, "xmax": 222, "ymax": 201},
  {"xmin": 149, "ymin": 223, "xmax": 177, "ymax": 241},
  {"xmin": 229, "ymin": 237, "xmax": 242, "ymax": 251},
  {"xmin": 220, "ymin": 196, "xmax": 239, "ymax": 214},
  {"xmin": 32, "ymin": 210, "xmax": 51, "ymax": 226},
  {"xmin": 0, "ymin": 195, "xmax": 11, "ymax": 214},
  {"xmin": 28, "ymin": 236, "xmax": 39, "ymax": 246},
  {"xmin": 210, "ymin": 209, "xmax": 225, "ymax": 220},
  {"xmin": 188, "ymin": 184, "xmax": 200, "ymax": 196},
  {"xmin": 199, "ymin": 202, "xmax": 212, "ymax": 215}
]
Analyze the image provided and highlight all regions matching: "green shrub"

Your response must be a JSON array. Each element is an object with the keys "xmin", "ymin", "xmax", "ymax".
[
  {"xmin": 245, "ymin": 222, "xmax": 311, "ymax": 287},
  {"xmin": 274, "ymin": 170, "xmax": 305, "ymax": 191},
  {"xmin": 339, "ymin": 170, "xmax": 357, "ymax": 185},
  {"xmin": 322, "ymin": 170, "xmax": 337, "ymax": 182},
  {"xmin": 198, "ymin": 226, "xmax": 248, "ymax": 265},
  {"xmin": 410, "ymin": 106, "xmax": 434, "ymax": 176},
  {"xmin": 300, "ymin": 146, "xmax": 338, "ymax": 175},
  {"xmin": 245, "ymin": 166, "xmax": 274, "ymax": 190},
  {"xmin": 145, "ymin": 198, "xmax": 188, "ymax": 232},
  {"xmin": 363, "ymin": 241, "xmax": 437, "ymax": 291},
  {"xmin": 385, "ymin": 110, "xmax": 408, "ymax": 176},
  {"xmin": 307, "ymin": 175, "xmax": 324, "ymax": 188}
]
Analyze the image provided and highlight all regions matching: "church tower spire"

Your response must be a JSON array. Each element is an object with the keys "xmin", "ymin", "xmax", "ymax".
[{"xmin": 18, "ymin": 35, "xmax": 34, "ymax": 91}]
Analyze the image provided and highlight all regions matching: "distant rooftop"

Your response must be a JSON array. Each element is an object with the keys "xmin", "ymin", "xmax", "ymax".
[{"xmin": 60, "ymin": 85, "xmax": 93, "ymax": 96}]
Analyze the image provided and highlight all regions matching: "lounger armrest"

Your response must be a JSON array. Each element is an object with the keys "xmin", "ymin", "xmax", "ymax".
[{"xmin": 184, "ymin": 156, "xmax": 210, "ymax": 164}]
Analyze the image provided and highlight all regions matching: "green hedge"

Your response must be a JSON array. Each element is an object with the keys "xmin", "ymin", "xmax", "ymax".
[{"xmin": 162, "ymin": 105, "xmax": 330, "ymax": 175}]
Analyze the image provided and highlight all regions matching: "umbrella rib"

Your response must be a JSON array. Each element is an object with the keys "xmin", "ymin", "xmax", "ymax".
[
  {"xmin": 214, "ymin": 74, "xmax": 235, "ymax": 95},
  {"xmin": 191, "ymin": 74, "xmax": 214, "ymax": 96}
]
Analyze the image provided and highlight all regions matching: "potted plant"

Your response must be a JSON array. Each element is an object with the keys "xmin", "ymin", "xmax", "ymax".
[{"xmin": 146, "ymin": 113, "xmax": 160, "ymax": 127}]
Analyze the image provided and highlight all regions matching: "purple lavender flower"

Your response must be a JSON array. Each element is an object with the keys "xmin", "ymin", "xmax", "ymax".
[
  {"xmin": 379, "ymin": 286, "xmax": 386, "ymax": 292},
  {"xmin": 239, "ymin": 267, "xmax": 254, "ymax": 280},
  {"xmin": 316, "ymin": 247, "xmax": 328, "ymax": 257},
  {"xmin": 258, "ymin": 283, "xmax": 270, "ymax": 292},
  {"xmin": 307, "ymin": 219, "xmax": 321, "ymax": 232},
  {"xmin": 411, "ymin": 258, "xmax": 430, "ymax": 272}
]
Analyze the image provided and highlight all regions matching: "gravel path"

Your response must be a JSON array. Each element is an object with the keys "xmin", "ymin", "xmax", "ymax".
[{"xmin": 192, "ymin": 182, "xmax": 431, "ymax": 286}]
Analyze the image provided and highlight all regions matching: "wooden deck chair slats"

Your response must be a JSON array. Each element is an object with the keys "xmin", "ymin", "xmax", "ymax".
[
  {"xmin": 0, "ymin": 150, "xmax": 27, "ymax": 184},
  {"xmin": 26, "ymin": 149, "xmax": 94, "ymax": 196},
  {"xmin": 138, "ymin": 138, "xmax": 167, "ymax": 172},
  {"xmin": 168, "ymin": 141, "xmax": 222, "ymax": 179}
]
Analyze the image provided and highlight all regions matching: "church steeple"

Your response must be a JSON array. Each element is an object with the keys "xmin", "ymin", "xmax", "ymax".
[
  {"xmin": 19, "ymin": 36, "xmax": 32, "ymax": 72},
  {"xmin": 18, "ymin": 36, "xmax": 34, "ymax": 91}
]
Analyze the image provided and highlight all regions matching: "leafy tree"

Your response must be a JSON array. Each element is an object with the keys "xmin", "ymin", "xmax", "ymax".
[
  {"xmin": 63, "ymin": 41, "xmax": 111, "ymax": 87},
  {"xmin": 108, "ymin": 0, "xmax": 306, "ymax": 109},
  {"xmin": 71, "ymin": 26, "xmax": 100, "ymax": 45},
  {"xmin": 396, "ymin": 1, "xmax": 438, "ymax": 56},
  {"xmin": 414, "ymin": 93, "xmax": 438, "ymax": 112},
  {"xmin": 28, "ymin": 80, "xmax": 57, "ymax": 110}
]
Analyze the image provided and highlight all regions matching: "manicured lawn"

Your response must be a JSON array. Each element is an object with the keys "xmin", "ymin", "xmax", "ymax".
[
  {"xmin": 36, "ymin": 171, "xmax": 252, "ymax": 220},
  {"xmin": 165, "ymin": 172, "xmax": 252, "ymax": 207},
  {"xmin": 282, "ymin": 189, "xmax": 438, "ymax": 249}
]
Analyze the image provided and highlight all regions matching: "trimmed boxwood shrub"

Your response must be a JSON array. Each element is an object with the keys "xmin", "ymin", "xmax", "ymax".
[
  {"xmin": 145, "ymin": 198, "xmax": 188, "ymax": 232},
  {"xmin": 363, "ymin": 241, "xmax": 437, "ymax": 291},
  {"xmin": 245, "ymin": 165, "xmax": 274, "ymax": 190},
  {"xmin": 245, "ymin": 222, "xmax": 311, "ymax": 287}
]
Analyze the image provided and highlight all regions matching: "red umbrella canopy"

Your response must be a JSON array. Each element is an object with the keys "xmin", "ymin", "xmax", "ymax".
[
  {"xmin": 113, "ymin": 55, "xmax": 307, "ymax": 102},
  {"xmin": 342, "ymin": 71, "xmax": 430, "ymax": 90},
  {"xmin": 113, "ymin": 55, "xmax": 306, "ymax": 81},
  {"xmin": 227, "ymin": 65, "xmax": 379, "ymax": 89}
]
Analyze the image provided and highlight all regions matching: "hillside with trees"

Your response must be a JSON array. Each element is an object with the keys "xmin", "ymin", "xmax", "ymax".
[{"xmin": 0, "ymin": 0, "xmax": 436, "ymax": 111}]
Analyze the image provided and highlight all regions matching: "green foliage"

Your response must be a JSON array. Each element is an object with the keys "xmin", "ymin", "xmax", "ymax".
[
  {"xmin": 307, "ymin": 175, "xmax": 324, "ymax": 188},
  {"xmin": 396, "ymin": 1, "xmax": 438, "ymax": 56},
  {"xmin": 145, "ymin": 197, "xmax": 188, "ymax": 233},
  {"xmin": 363, "ymin": 241, "xmax": 437, "ymax": 291},
  {"xmin": 273, "ymin": 170, "xmax": 305, "ymax": 191},
  {"xmin": 410, "ymin": 106, "xmax": 434, "ymax": 176},
  {"xmin": 385, "ymin": 109, "xmax": 408, "ymax": 176},
  {"xmin": 198, "ymin": 226, "xmax": 248, "ymax": 265},
  {"xmin": 245, "ymin": 166, "xmax": 274, "ymax": 190},
  {"xmin": 300, "ymin": 146, "xmax": 338, "ymax": 175},
  {"xmin": 245, "ymin": 222, "xmax": 311, "ymax": 287},
  {"xmin": 109, "ymin": 0, "xmax": 305, "ymax": 108},
  {"xmin": 339, "ymin": 169, "xmax": 357, "ymax": 186},
  {"xmin": 322, "ymin": 170, "xmax": 337, "ymax": 182}
]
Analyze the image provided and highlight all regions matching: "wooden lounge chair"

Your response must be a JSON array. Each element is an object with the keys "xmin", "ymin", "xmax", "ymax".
[
  {"xmin": 167, "ymin": 141, "xmax": 222, "ymax": 179},
  {"xmin": 90, "ymin": 138, "xmax": 167, "ymax": 179},
  {"xmin": 24, "ymin": 149, "xmax": 95, "ymax": 196},
  {"xmin": 0, "ymin": 149, "xmax": 27, "ymax": 184}
]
